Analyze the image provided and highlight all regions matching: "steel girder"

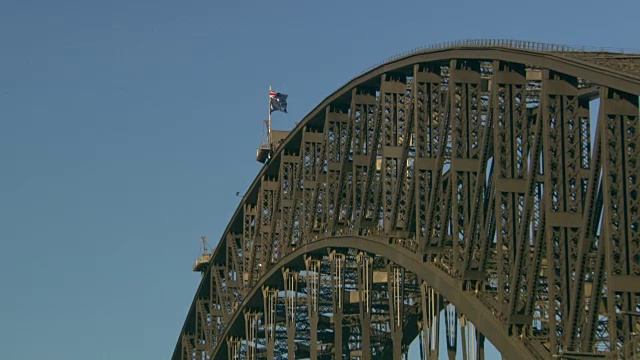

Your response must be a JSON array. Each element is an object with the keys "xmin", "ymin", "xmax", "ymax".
[{"xmin": 173, "ymin": 43, "xmax": 640, "ymax": 360}]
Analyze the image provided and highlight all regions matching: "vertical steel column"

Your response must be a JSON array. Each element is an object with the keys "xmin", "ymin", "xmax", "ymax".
[
  {"xmin": 460, "ymin": 60, "xmax": 496, "ymax": 281},
  {"xmin": 194, "ymin": 299, "xmax": 202, "ymax": 358},
  {"xmin": 391, "ymin": 66, "xmax": 418, "ymax": 233},
  {"xmin": 244, "ymin": 311, "xmax": 260, "ymax": 360},
  {"xmin": 329, "ymin": 250, "xmax": 345, "ymax": 359},
  {"xmin": 324, "ymin": 108, "xmax": 352, "ymax": 233},
  {"xmin": 226, "ymin": 234, "xmax": 244, "ymax": 317},
  {"xmin": 357, "ymin": 252, "xmax": 373, "ymax": 359},
  {"xmin": 445, "ymin": 304, "xmax": 458, "ymax": 360},
  {"xmin": 182, "ymin": 334, "xmax": 194, "ymax": 360},
  {"xmin": 414, "ymin": 64, "xmax": 450, "ymax": 253},
  {"xmin": 210, "ymin": 266, "xmax": 226, "ymax": 346},
  {"xmin": 388, "ymin": 263, "xmax": 404, "ymax": 359},
  {"xmin": 428, "ymin": 60, "xmax": 457, "ymax": 271},
  {"xmin": 243, "ymin": 205, "xmax": 257, "ymax": 290},
  {"xmin": 460, "ymin": 315, "xmax": 468, "ymax": 360},
  {"xmin": 449, "ymin": 59, "xmax": 483, "ymax": 279},
  {"xmin": 492, "ymin": 61, "xmax": 526, "ymax": 317},
  {"xmin": 492, "ymin": 64, "xmax": 537, "ymax": 337},
  {"xmin": 256, "ymin": 179, "xmax": 279, "ymax": 278},
  {"xmin": 305, "ymin": 256, "xmax": 320, "ymax": 360},
  {"xmin": 300, "ymin": 128, "xmax": 326, "ymax": 240},
  {"xmin": 599, "ymin": 87, "xmax": 640, "ymax": 352},
  {"xmin": 460, "ymin": 315, "xmax": 479, "ymax": 360},
  {"xmin": 226, "ymin": 336, "xmax": 241, "ymax": 360},
  {"xmin": 420, "ymin": 282, "xmax": 440, "ymax": 359},
  {"xmin": 379, "ymin": 74, "xmax": 411, "ymax": 233},
  {"xmin": 195, "ymin": 299, "xmax": 212, "ymax": 355},
  {"xmin": 542, "ymin": 70, "xmax": 581, "ymax": 352},
  {"xmin": 283, "ymin": 269, "xmax": 298, "ymax": 359},
  {"xmin": 477, "ymin": 333, "xmax": 485, "ymax": 360},
  {"xmin": 279, "ymin": 155, "xmax": 301, "ymax": 256},
  {"xmin": 350, "ymin": 89, "xmax": 379, "ymax": 232},
  {"xmin": 262, "ymin": 286, "xmax": 277, "ymax": 359},
  {"xmin": 565, "ymin": 90, "xmax": 601, "ymax": 351}
]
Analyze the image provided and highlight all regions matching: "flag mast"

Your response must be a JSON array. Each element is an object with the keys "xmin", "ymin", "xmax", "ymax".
[
  {"xmin": 258, "ymin": 86, "xmax": 286, "ymax": 164},
  {"xmin": 268, "ymin": 85, "xmax": 272, "ymax": 148}
]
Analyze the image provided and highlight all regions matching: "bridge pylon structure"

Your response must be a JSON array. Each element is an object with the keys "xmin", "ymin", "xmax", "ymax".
[{"xmin": 173, "ymin": 40, "xmax": 640, "ymax": 359}]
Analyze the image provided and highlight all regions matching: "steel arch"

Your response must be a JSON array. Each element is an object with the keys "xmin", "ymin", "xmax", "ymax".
[
  {"xmin": 204, "ymin": 236, "xmax": 536, "ymax": 359},
  {"xmin": 173, "ymin": 41, "xmax": 640, "ymax": 359}
]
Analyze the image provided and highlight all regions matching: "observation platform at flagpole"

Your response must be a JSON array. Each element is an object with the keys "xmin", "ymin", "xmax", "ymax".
[{"xmin": 256, "ymin": 129, "xmax": 290, "ymax": 163}]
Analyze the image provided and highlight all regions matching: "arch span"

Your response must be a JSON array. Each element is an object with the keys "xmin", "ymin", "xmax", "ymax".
[
  {"xmin": 208, "ymin": 236, "xmax": 537, "ymax": 359},
  {"xmin": 173, "ymin": 40, "xmax": 640, "ymax": 359}
]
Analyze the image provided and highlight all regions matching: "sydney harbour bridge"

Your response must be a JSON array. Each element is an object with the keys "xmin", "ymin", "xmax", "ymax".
[{"xmin": 172, "ymin": 40, "xmax": 640, "ymax": 359}]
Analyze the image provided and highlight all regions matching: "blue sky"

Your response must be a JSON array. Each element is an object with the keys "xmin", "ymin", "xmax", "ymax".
[{"xmin": 1, "ymin": 0, "xmax": 638, "ymax": 359}]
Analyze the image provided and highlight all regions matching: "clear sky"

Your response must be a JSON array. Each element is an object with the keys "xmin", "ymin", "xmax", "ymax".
[{"xmin": 1, "ymin": 0, "xmax": 638, "ymax": 359}]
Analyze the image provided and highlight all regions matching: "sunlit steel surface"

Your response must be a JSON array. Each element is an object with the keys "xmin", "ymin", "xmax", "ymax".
[{"xmin": 172, "ymin": 40, "xmax": 640, "ymax": 360}]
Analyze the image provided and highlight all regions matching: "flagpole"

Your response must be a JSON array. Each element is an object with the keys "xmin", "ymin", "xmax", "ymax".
[{"xmin": 268, "ymin": 85, "xmax": 272, "ymax": 148}]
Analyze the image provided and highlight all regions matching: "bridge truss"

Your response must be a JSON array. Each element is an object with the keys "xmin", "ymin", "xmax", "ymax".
[{"xmin": 173, "ymin": 40, "xmax": 640, "ymax": 359}]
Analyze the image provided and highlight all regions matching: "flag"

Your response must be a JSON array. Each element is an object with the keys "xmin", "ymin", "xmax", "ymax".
[{"xmin": 269, "ymin": 90, "xmax": 288, "ymax": 114}]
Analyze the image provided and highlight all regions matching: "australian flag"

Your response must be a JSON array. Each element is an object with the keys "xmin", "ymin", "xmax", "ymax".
[{"xmin": 269, "ymin": 90, "xmax": 288, "ymax": 114}]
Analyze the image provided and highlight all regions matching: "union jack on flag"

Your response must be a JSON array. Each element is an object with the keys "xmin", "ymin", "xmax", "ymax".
[{"xmin": 269, "ymin": 90, "xmax": 288, "ymax": 114}]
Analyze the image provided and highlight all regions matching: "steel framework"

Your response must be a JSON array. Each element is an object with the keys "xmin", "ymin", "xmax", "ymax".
[{"xmin": 173, "ymin": 40, "xmax": 640, "ymax": 359}]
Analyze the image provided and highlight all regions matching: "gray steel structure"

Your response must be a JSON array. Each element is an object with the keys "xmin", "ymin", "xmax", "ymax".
[{"xmin": 172, "ymin": 40, "xmax": 640, "ymax": 359}]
